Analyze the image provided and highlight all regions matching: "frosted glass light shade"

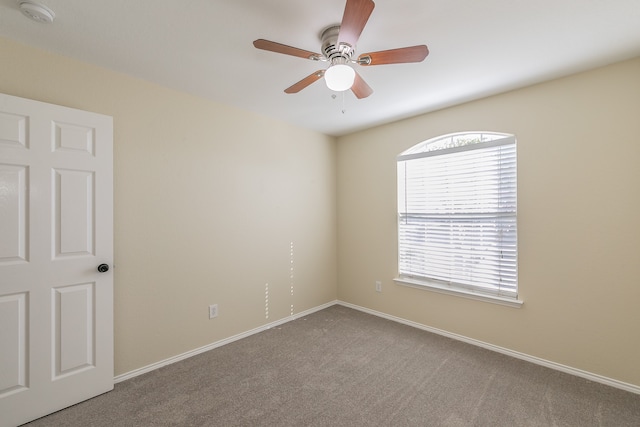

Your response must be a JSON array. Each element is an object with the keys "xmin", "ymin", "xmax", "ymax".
[{"xmin": 324, "ymin": 64, "xmax": 356, "ymax": 91}]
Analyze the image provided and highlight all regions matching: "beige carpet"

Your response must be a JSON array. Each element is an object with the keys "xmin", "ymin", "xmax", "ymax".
[{"xmin": 24, "ymin": 305, "xmax": 640, "ymax": 426}]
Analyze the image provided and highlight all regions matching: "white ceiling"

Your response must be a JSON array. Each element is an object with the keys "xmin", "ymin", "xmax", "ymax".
[{"xmin": 1, "ymin": 0, "xmax": 640, "ymax": 136}]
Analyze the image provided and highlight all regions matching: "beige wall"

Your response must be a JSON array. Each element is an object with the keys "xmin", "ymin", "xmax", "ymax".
[
  {"xmin": 337, "ymin": 57, "xmax": 640, "ymax": 386},
  {"xmin": 1, "ymin": 37, "xmax": 338, "ymax": 375},
  {"xmin": 3, "ymin": 34, "xmax": 639, "ymax": 388}
]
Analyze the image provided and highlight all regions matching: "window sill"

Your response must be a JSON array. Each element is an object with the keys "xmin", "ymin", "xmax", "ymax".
[{"xmin": 393, "ymin": 277, "xmax": 524, "ymax": 308}]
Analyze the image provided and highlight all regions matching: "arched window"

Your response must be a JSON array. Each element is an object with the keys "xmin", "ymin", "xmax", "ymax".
[{"xmin": 396, "ymin": 132, "xmax": 518, "ymax": 302}]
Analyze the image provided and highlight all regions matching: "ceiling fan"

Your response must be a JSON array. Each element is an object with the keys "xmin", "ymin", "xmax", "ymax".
[{"xmin": 253, "ymin": 0, "xmax": 429, "ymax": 99}]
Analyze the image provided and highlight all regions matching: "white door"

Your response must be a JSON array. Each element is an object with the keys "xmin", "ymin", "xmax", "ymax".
[{"xmin": 0, "ymin": 93, "xmax": 113, "ymax": 427}]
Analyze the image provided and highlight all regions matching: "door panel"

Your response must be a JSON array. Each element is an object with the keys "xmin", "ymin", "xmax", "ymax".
[
  {"xmin": 0, "ymin": 164, "xmax": 28, "ymax": 264},
  {"xmin": 0, "ymin": 111, "xmax": 28, "ymax": 149},
  {"xmin": 53, "ymin": 282, "xmax": 95, "ymax": 378},
  {"xmin": 53, "ymin": 168, "xmax": 95, "ymax": 258},
  {"xmin": 0, "ymin": 292, "xmax": 28, "ymax": 397},
  {"xmin": 53, "ymin": 121, "xmax": 95, "ymax": 155},
  {"xmin": 0, "ymin": 93, "xmax": 113, "ymax": 427}
]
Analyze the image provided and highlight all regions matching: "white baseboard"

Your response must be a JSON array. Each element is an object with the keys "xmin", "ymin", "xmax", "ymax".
[
  {"xmin": 337, "ymin": 300, "xmax": 640, "ymax": 395},
  {"xmin": 114, "ymin": 300, "xmax": 337, "ymax": 383},
  {"xmin": 116, "ymin": 299, "xmax": 639, "ymax": 396}
]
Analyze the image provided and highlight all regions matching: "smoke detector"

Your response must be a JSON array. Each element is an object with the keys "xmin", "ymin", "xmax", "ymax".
[{"xmin": 18, "ymin": 1, "xmax": 55, "ymax": 24}]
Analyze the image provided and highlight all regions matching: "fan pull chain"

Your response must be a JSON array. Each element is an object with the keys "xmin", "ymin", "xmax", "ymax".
[{"xmin": 332, "ymin": 92, "xmax": 348, "ymax": 114}]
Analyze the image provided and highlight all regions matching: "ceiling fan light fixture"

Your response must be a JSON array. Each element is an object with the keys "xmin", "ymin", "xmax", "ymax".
[{"xmin": 324, "ymin": 63, "xmax": 355, "ymax": 92}]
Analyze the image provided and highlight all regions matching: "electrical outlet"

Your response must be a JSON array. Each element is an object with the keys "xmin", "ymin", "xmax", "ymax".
[
  {"xmin": 208, "ymin": 304, "xmax": 218, "ymax": 319},
  {"xmin": 375, "ymin": 281, "xmax": 382, "ymax": 292}
]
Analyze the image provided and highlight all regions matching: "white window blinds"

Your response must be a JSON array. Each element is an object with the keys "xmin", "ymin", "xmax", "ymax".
[{"xmin": 397, "ymin": 133, "xmax": 517, "ymax": 298}]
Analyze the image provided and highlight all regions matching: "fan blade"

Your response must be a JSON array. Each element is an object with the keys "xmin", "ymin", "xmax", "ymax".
[
  {"xmin": 253, "ymin": 39, "xmax": 321, "ymax": 60},
  {"xmin": 351, "ymin": 71, "xmax": 373, "ymax": 99},
  {"xmin": 358, "ymin": 45, "xmax": 429, "ymax": 66},
  {"xmin": 284, "ymin": 70, "xmax": 325, "ymax": 94},
  {"xmin": 337, "ymin": 0, "xmax": 375, "ymax": 48}
]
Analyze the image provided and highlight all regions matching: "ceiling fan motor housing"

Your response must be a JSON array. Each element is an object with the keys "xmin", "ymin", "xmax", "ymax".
[{"xmin": 321, "ymin": 25, "xmax": 354, "ymax": 64}]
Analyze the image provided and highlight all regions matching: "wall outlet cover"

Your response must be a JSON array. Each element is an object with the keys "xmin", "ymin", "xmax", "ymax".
[{"xmin": 209, "ymin": 304, "xmax": 218, "ymax": 319}]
